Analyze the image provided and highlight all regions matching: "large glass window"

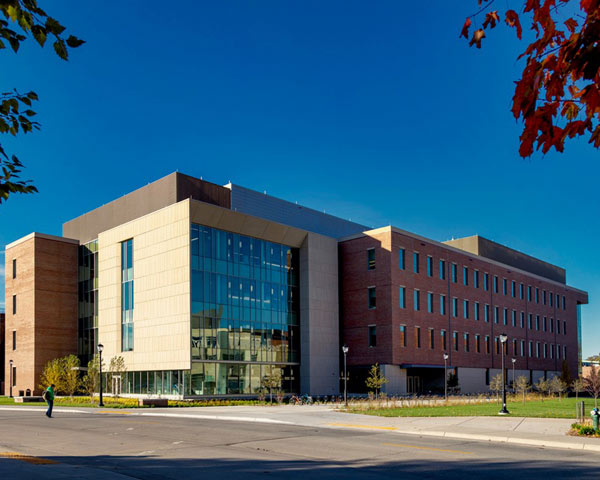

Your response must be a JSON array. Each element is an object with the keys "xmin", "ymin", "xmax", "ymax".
[
  {"xmin": 368, "ymin": 287, "xmax": 377, "ymax": 309},
  {"xmin": 399, "ymin": 248, "xmax": 405, "ymax": 270},
  {"xmin": 413, "ymin": 252, "xmax": 419, "ymax": 273},
  {"xmin": 367, "ymin": 249, "xmax": 375, "ymax": 270},
  {"xmin": 399, "ymin": 286, "xmax": 406, "ymax": 308},
  {"xmin": 368, "ymin": 325, "xmax": 376, "ymax": 347},
  {"xmin": 121, "ymin": 239, "xmax": 134, "ymax": 352},
  {"xmin": 427, "ymin": 256, "xmax": 433, "ymax": 277},
  {"xmin": 78, "ymin": 240, "xmax": 98, "ymax": 364}
]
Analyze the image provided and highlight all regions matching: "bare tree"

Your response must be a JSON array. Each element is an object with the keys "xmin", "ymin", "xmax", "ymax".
[
  {"xmin": 514, "ymin": 376, "xmax": 530, "ymax": 404},
  {"xmin": 549, "ymin": 377, "xmax": 567, "ymax": 401},
  {"xmin": 489, "ymin": 374, "xmax": 503, "ymax": 404},
  {"xmin": 571, "ymin": 378, "xmax": 585, "ymax": 403},
  {"xmin": 535, "ymin": 378, "xmax": 551, "ymax": 402},
  {"xmin": 584, "ymin": 365, "xmax": 600, "ymax": 408}
]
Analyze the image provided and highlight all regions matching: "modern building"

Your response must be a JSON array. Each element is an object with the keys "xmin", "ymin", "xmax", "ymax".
[
  {"xmin": 3, "ymin": 172, "xmax": 589, "ymax": 398},
  {"xmin": 0, "ymin": 313, "xmax": 5, "ymax": 395}
]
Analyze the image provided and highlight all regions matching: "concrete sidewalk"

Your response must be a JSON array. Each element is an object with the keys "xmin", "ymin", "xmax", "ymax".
[{"xmin": 2, "ymin": 404, "xmax": 599, "ymax": 452}]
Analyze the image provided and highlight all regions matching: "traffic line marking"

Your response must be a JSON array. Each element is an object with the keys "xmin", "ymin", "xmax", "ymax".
[
  {"xmin": 327, "ymin": 422, "xmax": 397, "ymax": 431},
  {"xmin": 0, "ymin": 452, "xmax": 58, "ymax": 464},
  {"xmin": 382, "ymin": 443, "xmax": 473, "ymax": 455}
]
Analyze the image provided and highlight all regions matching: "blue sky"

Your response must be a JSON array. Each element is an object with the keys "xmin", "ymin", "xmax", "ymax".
[{"xmin": 0, "ymin": 1, "xmax": 598, "ymax": 357}]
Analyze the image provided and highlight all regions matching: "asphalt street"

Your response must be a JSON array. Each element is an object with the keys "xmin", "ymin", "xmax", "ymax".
[{"xmin": 0, "ymin": 408, "xmax": 599, "ymax": 479}]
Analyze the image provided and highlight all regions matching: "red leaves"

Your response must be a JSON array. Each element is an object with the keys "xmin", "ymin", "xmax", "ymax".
[
  {"xmin": 469, "ymin": 29, "xmax": 486, "ymax": 48},
  {"xmin": 460, "ymin": 17, "xmax": 471, "ymax": 39},
  {"xmin": 483, "ymin": 11, "xmax": 500, "ymax": 29},
  {"xmin": 564, "ymin": 18, "xmax": 578, "ymax": 34},
  {"xmin": 505, "ymin": 10, "xmax": 523, "ymax": 39}
]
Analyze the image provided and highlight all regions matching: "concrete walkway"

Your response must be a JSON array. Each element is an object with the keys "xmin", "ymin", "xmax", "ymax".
[{"xmin": 1, "ymin": 404, "xmax": 599, "ymax": 452}]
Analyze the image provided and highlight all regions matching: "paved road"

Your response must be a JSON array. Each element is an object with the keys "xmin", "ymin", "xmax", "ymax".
[{"xmin": 0, "ymin": 408, "xmax": 598, "ymax": 479}]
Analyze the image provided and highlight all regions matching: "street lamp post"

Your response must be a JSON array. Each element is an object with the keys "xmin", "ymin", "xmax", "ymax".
[
  {"xmin": 443, "ymin": 353, "xmax": 449, "ymax": 401},
  {"xmin": 511, "ymin": 358, "xmax": 516, "ymax": 392},
  {"xmin": 97, "ymin": 343, "xmax": 104, "ymax": 407},
  {"xmin": 342, "ymin": 345, "xmax": 349, "ymax": 407},
  {"xmin": 499, "ymin": 334, "xmax": 509, "ymax": 415},
  {"xmin": 9, "ymin": 360, "xmax": 13, "ymax": 398}
]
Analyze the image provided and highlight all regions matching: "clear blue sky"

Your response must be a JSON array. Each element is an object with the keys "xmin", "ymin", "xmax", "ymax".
[{"xmin": 0, "ymin": 1, "xmax": 597, "ymax": 358}]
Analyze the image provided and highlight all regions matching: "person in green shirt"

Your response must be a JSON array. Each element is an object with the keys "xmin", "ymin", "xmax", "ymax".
[{"xmin": 45, "ymin": 384, "xmax": 55, "ymax": 418}]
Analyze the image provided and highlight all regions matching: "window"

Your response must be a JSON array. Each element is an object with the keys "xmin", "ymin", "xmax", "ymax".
[
  {"xmin": 415, "ymin": 327, "xmax": 421, "ymax": 348},
  {"xmin": 475, "ymin": 334, "xmax": 481, "ymax": 353},
  {"xmin": 367, "ymin": 249, "xmax": 375, "ymax": 270},
  {"xmin": 495, "ymin": 337, "xmax": 500, "ymax": 355},
  {"xmin": 427, "ymin": 256, "xmax": 433, "ymax": 277},
  {"xmin": 428, "ymin": 328, "xmax": 434, "ymax": 349},
  {"xmin": 451, "ymin": 263, "xmax": 457, "ymax": 283},
  {"xmin": 368, "ymin": 325, "xmax": 376, "ymax": 347},
  {"xmin": 528, "ymin": 314, "xmax": 533, "ymax": 329},
  {"xmin": 464, "ymin": 333, "xmax": 470, "ymax": 352},
  {"xmin": 549, "ymin": 292, "xmax": 553, "ymax": 307},
  {"xmin": 520, "ymin": 340, "xmax": 525, "ymax": 356},
  {"xmin": 503, "ymin": 278, "xmax": 507, "ymax": 295},
  {"xmin": 512, "ymin": 310, "xmax": 516, "ymax": 327},
  {"xmin": 463, "ymin": 266, "xmax": 469, "ymax": 286},
  {"xmin": 441, "ymin": 329, "xmax": 447, "ymax": 350},
  {"xmin": 399, "ymin": 248, "xmax": 405, "ymax": 270},
  {"xmin": 503, "ymin": 308, "xmax": 508, "ymax": 325},
  {"xmin": 474, "ymin": 302, "xmax": 480, "ymax": 321},
  {"xmin": 512, "ymin": 281, "xmax": 516, "ymax": 297},
  {"xmin": 399, "ymin": 287, "xmax": 406, "ymax": 308},
  {"xmin": 528, "ymin": 341, "xmax": 532, "ymax": 357},
  {"xmin": 520, "ymin": 283, "xmax": 524, "ymax": 299},
  {"xmin": 427, "ymin": 292, "xmax": 434, "ymax": 313},
  {"xmin": 453, "ymin": 331, "xmax": 458, "ymax": 351},
  {"xmin": 543, "ymin": 343, "xmax": 547, "ymax": 358},
  {"xmin": 414, "ymin": 289, "xmax": 420, "ymax": 311},
  {"xmin": 452, "ymin": 298, "xmax": 458, "ymax": 317},
  {"xmin": 536, "ymin": 315, "xmax": 540, "ymax": 330},
  {"xmin": 528, "ymin": 286, "xmax": 532, "ymax": 301},
  {"xmin": 494, "ymin": 306, "xmax": 499, "ymax": 324},
  {"xmin": 12, "ymin": 295, "xmax": 16, "ymax": 315},
  {"xmin": 439, "ymin": 260, "xmax": 446, "ymax": 279},
  {"xmin": 563, "ymin": 345, "xmax": 567, "ymax": 359},
  {"xmin": 563, "ymin": 320, "xmax": 567, "ymax": 334},
  {"xmin": 484, "ymin": 273, "xmax": 489, "ymax": 291},
  {"xmin": 535, "ymin": 287, "xmax": 539, "ymax": 304},
  {"xmin": 400, "ymin": 325, "xmax": 407, "ymax": 347},
  {"xmin": 12, "ymin": 367, "xmax": 16, "ymax": 387},
  {"xmin": 12, "ymin": 258, "xmax": 16, "ymax": 279},
  {"xmin": 536, "ymin": 342, "xmax": 540, "ymax": 358},
  {"xmin": 543, "ymin": 316, "xmax": 547, "ymax": 331},
  {"xmin": 550, "ymin": 344, "xmax": 553, "ymax": 359},
  {"xmin": 557, "ymin": 320, "xmax": 561, "ymax": 334},
  {"xmin": 484, "ymin": 304, "xmax": 490, "ymax": 322},
  {"xmin": 413, "ymin": 252, "xmax": 420, "ymax": 273},
  {"xmin": 543, "ymin": 290, "xmax": 547, "ymax": 305},
  {"xmin": 368, "ymin": 287, "xmax": 376, "ymax": 309},
  {"xmin": 485, "ymin": 335, "xmax": 490, "ymax": 354},
  {"xmin": 562, "ymin": 295, "xmax": 566, "ymax": 310},
  {"xmin": 12, "ymin": 330, "xmax": 16, "ymax": 350},
  {"xmin": 557, "ymin": 343, "xmax": 560, "ymax": 359},
  {"xmin": 493, "ymin": 276, "xmax": 498, "ymax": 293},
  {"xmin": 121, "ymin": 238, "xmax": 134, "ymax": 352},
  {"xmin": 513, "ymin": 339, "xmax": 517, "ymax": 355},
  {"xmin": 463, "ymin": 300, "xmax": 469, "ymax": 319},
  {"xmin": 440, "ymin": 295, "xmax": 446, "ymax": 315},
  {"xmin": 474, "ymin": 270, "xmax": 479, "ymax": 288},
  {"xmin": 520, "ymin": 312, "xmax": 525, "ymax": 328}
]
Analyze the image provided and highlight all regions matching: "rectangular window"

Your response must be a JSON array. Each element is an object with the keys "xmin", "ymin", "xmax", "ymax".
[
  {"xmin": 528, "ymin": 341, "xmax": 533, "ymax": 357},
  {"xmin": 513, "ymin": 339, "xmax": 517, "ymax": 356},
  {"xmin": 557, "ymin": 320, "xmax": 561, "ymax": 334},
  {"xmin": 440, "ymin": 295, "xmax": 446, "ymax": 315},
  {"xmin": 368, "ymin": 325, "xmax": 376, "ymax": 347},
  {"xmin": 451, "ymin": 263, "xmax": 457, "ymax": 283},
  {"xmin": 503, "ymin": 308, "xmax": 508, "ymax": 325},
  {"xmin": 399, "ymin": 286, "xmax": 406, "ymax": 308},
  {"xmin": 452, "ymin": 298, "xmax": 458, "ymax": 317},
  {"xmin": 520, "ymin": 311, "xmax": 525, "ymax": 328},
  {"xmin": 485, "ymin": 335, "xmax": 490, "ymax": 354},
  {"xmin": 528, "ymin": 314, "xmax": 533, "ymax": 329},
  {"xmin": 512, "ymin": 310, "xmax": 516, "ymax": 327},
  {"xmin": 563, "ymin": 345, "xmax": 567, "ymax": 359},
  {"xmin": 429, "ymin": 328, "xmax": 434, "ymax": 349},
  {"xmin": 368, "ymin": 287, "xmax": 376, "ymax": 309},
  {"xmin": 543, "ymin": 290, "xmax": 547, "ymax": 305},
  {"xmin": 12, "ymin": 330, "xmax": 16, "ymax": 350},
  {"xmin": 464, "ymin": 333, "xmax": 470, "ymax": 352},
  {"xmin": 536, "ymin": 342, "xmax": 540, "ymax": 358},
  {"xmin": 494, "ymin": 276, "xmax": 498, "ymax": 293},
  {"xmin": 549, "ymin": 292, "xmax": 553, "ymax": 307},
  {"xmin": 463, "ymin": 267, "xmax": 469, "ymax": 286},
  {"xmin": 562, "ymin": 295, "xmax": 566, "ymax": 310},
  {"xmin": 12, "ymin": 367, "xmax": 16, "ymax": 387},
  {"xmin": 399, "ymin": 248, "xmax": 405, "ymax": 270},
  {"xmin": 512, "ymin": 281, "xmax": 516, "ymax": 297},
  {"xmin": 453, "ymin": 331, "xmax": 458, "ymax": 351},
  {"xmin": 484, "ymin": 273, "xmax": 489, "ymax": 291},
  {"xmin": 503, "ymin": 278, "xmax": 507, "ymax": 295},
  {"xmin": 474, "ymin": 270, "xmax": 479, "ymax": 288},
  {"xmin": 528, "ymin": 286, "xmax": 532, "ymax": 301},
  {"xmin": 520, "ymin": 340, "xmax": 525, "ymax": 357},
  {"xmin": 495, "ymin": 337, "xmax": 500, "ymax": 355},
  {"xmin": 543, "ymin": 316, "xmax": 547, "ymax": 332},
  {"xmin": 12, "ymin": 295, "xmax": 16, "ymax": 315},
  {"xmin": 463, "ymin": 300, "xmax": 469, "ymax": 319},
  {"xmin": 427, "ymin": 256, "xmax": 433, "ymax": 277},
  {"xmin": 550, "ymin": 344, "xmax": 553, "ymax": 359},
  {"xmin": 121, "ymin": 238, "xmax": 134, "ymax": 352},
  {"xmin": 441, "ymin": 329, "xmax": 447, "ymax": 350},
  {"xmin": 475, "ymin": 334, "xmax": 481, "ymax": 353},
  {"xmin": 440, "ymin": 260, "xmax": 446, "ymax": 279},
  {"xmin": 520, "ymin": 283, "xmax": 524, "ymax": 299},
  {"xmin": 484, "ymin": 304, "xmax": 490, "ymax": 323},
  {"xmin": 400, "ymin": 325, "xmax": 407, "ymax": 347},
  {"xmin": 415, "ymin": 327, "xmax": 421, "ymax": 348},
  {"xmin": 543, "ymin": 343, "xmax": 547, "ymax": 358},
  {"xmin": 427, "ymin": 292, "xmax": 434, "ymax": 313},
  {"xmin": 474, "ymin": 302, "xmax": 480, "ymax": 321},
  {"xmin": 494, "ymin": 306, "xmax": 499, "ymax": 324},
  {"xmin": 414, "ymin": 290, "xmax": 420, "ymax": 311},
  {"xmin": 536, "ymin": 315, "xmax": 540, "ymax": 330},
  {"xmin": 12, "ymin": 258, "xmax": 16, "ymax": 279},
  {"xmin": 557, "ymin": 343, "xmax": 560, "ymax": 359},
  {"xmin": 367, "ymin": 248, "xmax": 375, "ymax": 270},
  {"xmin": 535, "ymin": 287, "xmax": 539, "ymax": 303},
  {"xmin": 563, "ymin": 320, "xmax": 567, "ymax": 334},
  {"xmin": 413, "ymin": 252, "xmax": 419, "ymax": 273}
]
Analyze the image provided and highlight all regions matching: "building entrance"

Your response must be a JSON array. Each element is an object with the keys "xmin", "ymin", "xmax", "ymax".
[{"xmin": 407, "ymin": 376, "xmax": 421, "ymax": 394}]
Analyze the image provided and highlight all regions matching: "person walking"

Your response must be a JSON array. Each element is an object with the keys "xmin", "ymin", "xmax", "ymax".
[{"xmin": 44, "ymin": 384, "xmax": 55, "ymax": 418}]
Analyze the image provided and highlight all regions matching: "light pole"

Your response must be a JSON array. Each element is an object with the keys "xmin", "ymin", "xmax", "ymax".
[
  {"xmin": 9, "ymin": 360, "xmax": 13, "ymax": 398},
  {"xmin": 97, "ymin": 343, "xmax": 104, "ymax": 407},
  {"xmin": 499, "ymin": 334, "xmax": 509, "ymax": 415},
  {"xmin": 443, "ymin": 353, "xmax": 449, "ymax": 401},
  {"xmin": 511, "ymin": 358, "xmax": 516, "ymax": 392},
  {"xmin": 342, "ymin": 344, "xmax": 349, "ymax": 407}
]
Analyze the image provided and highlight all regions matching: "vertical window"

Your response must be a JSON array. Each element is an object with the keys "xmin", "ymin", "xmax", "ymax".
[
  {"xmin": 543, "ymin": 316, "xmax": 547, "ymax": 331},
  {"xmin": 494, "ymin": 306, "xmax": 499, "ymax": 324},
  {"xmin": 368, "ymin": 325, "xmax": 376, "ymax": 347},
  {"xmin": 484, "ymin": 273, "xmax": 489, "ymax": 291},
  {"xmin": 12, "ymin": 295, "xmax": 16, "ymax": 315},
  {"xmin": 484, "ymin": 304, "xmax": 490, "ymax": 322},
  {"xmin": 413, "ymin": 252, "xmax": 419, "ymax": 273},
  {"xmin": 535, "ymin": 288, "xmax": 539, "ymax": 303},
  {"xmin": 562, "ymin": 295, "xmax": 566, "ymax": 310},
  {"xmin": 563, "ymin": 345, "xmax": 567, "ymax": 359},
  {"xmin": 513, "ymin": 339, "xmax": 517, "ymax": 356},
  {"xmin": 563, "ymin": 320, "xmax": 567, "ymax": 334},
  {"xmin": 511, "ymin": 281, "xmax": 516, "ymax": 297},
  {"xmin": 453, "ymin": 331, "xmax": 458, "ymax": 351},
  {"xmin": 520, "ymin": 312, "xmax": 525, "ymax": 328},
  {"xmin": 399, "ymin": 248, "xmax": 405, "ymax": 270},
  {"xmin": 427, "ymin": 292, "xmax": 434, "ymax": 313},
  {"xmin": 368, "ymin": 287, "xmax": 376, "ymax": 309},
  {"xmin": 474, "ymin": 302, "xmax": 480, "ymax": 321},
  {"xmin": 12, "ymin": 367, "xmax": 16, "ymax": 386},
  {"xmin": 452, "ymin": 298, "xmax": 458, "ymax": 317},
  {"xmin": 464, "ymin": 333, "xmax": 470, "ymax": 352},
  {"xmin": 427, "ymin": 256, "xmax": 433, "ymax": 277},
  {"xmin": 485, "ymin": 335, "xmax": 490, "ymax": 354},
  {"xmin": 463, "ymin": 266, "xmax": 469, "ymax": 286},
  {"xmin": 474, "ymin": 270, "xmax": 479, "ymax": 288},
  {"xmin": 512, "ymin": 310, "xmax": 516, "ymax": 327},
  {"xmin": 536, "ymin": 342, "xmax": 540, "ymax": 358},
  {"xmin": 521, "ymin": 340, "xmax": 525, "ymax": 357},
  {"xmin": 557, "ymin": 343, "xmax": 560, "ymax": 359},
  {"xmin": 528, "ymin": 314, "xmax": 533, "ymax": 329},
  {"xmin": 400, "ymin": 325, "xmax": 407, "ymax": 347},
  {"xmin": 493, "ymin": 276, "xmax": 498, "ymax": 293},
  {"xmin": 440, "ymin": 295, "xmax": 446, "ymax": 315},
  {"xmin": 121, "ymin": 239, "xmax": 134, "ymax": 352},
  {"xmin": 543, "ymin": 343, "xmax": 547, "ymax": 358},
  {"xmin": 415, "ymin": 327, "xmax": 421, "ymax": 348},
  {"xmin": 441, "ymin": 329, "xmax": 447, "ymax": 350},
  {"xmin": 12, "ymin": 258, "xmax": 16, "ymax": 279},
  {"xmin": 463, "ymin": 300, "xmax": 469, "ymax": 319},
  {"xmin": 399, "ymin": 287, "xmax": 406, "ymax": 308},
  {"xmin": 451, "ymin": 263, "xmax": 457, "ymax": 283},
  {"xmin": 528, "ymin": 341, "xmax": 533, "ymax": 357},
  {"xmin": 503, "ymin": 278, "xmax": 507, "ymax": 295},
  {"xmin": 495, "ymin": 337, "xmax": 500, "ymax": 355},
  {"xmin": 536, "ymin": 315, "xmax": 540, "ymax": 330},
  {"xmin": 557, "ymin": 320, "xmax": 561, "ymax": 334},
  {"xmin": 503, "ymin": 308, "xmax": 508, "ymax": 325},
  {"xmin": 429, "ymin": 328, "xmax": 434, "ymax": 349},
  {"xmin": 475, "ymin": 334, "xmax": 481, "ymax": 353},
  {"xmin": 414, "ymin": 290, "xmax": 420, "ymax": 311},
  {"xmin": 550, "ymin": 344, "xmax": 554, "ymax": 359},
  {"xmin": 367, "ymin": 248, "xmax": 375, "ymax": 270},
  {"xmin": 12, "ymin": 330, "xmax": 16, "ymax": 350},
  {"xmin": 542, "ymin": 290, "xmax": 547, "ymax": 305},
  {"xmin": 520, "ymin": 283, "xmax": 524, "ymax": 299},
  {"xmin": 439, "ymin": 260, "xmax": 446, "ymax": 280},
  {"xmin": 528, "ymin": 286, "xmax": 532, "ymax": 301},
  {"xmin": 549, "ymin": 292, "xmax": 553, "ymax": 307}
]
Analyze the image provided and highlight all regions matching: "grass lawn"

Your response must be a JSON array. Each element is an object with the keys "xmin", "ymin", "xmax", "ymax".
[
  {"xmin": 0, "ymin": 396, "xmax": 269, "ymax": 408},
  {"xmin": 348, "ymin": 397, "xmax": 596, "ymax": 419}
]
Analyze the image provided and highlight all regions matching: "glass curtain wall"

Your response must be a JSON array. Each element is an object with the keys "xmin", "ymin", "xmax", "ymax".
[
  {"xmin": 190, "ymin": 224, "xmax": 300, "ymax": 395},
  {"xmin": 78, "ymin": 240, "xmax": 98, "ymax": 365},
  {"xmin": 121, "ymin": 239, "xmax": 134, "ymax": 351}
]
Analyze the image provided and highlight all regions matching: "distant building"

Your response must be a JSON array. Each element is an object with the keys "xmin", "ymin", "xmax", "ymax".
[
  {"xmin": 3, "ymin": 172, "xmax": 589, "ymax": 397},
  {"xmin": 0, "ymin": 313, "xmax": 4, "ymax": 395}
]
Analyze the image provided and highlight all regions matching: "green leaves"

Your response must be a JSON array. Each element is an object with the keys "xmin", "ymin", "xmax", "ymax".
[{"xmin": 66, "ymin": 34, "xmax": 85, "ymax": 48}]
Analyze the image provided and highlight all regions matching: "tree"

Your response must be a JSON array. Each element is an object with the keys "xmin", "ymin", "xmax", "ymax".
[
  {"xmin": 514, "ymin": 375, "xmax": 530, "ymax": 404},
  {"xmin": 260, "ymin": 367, "xmax": 282, "ymax": 404},
  {"xmin": 365, "ymin": 363, "xmax": 388, "ymax": 400},
  {"xmin": 1, "ymin": 1, "xmax": 84, "ymax": 204},
  {"xmin": 535, "ymin": 377, "xmax": 551, "ymax": 402},
  {"xmin": 62, "ymin": 354, "xmax": 81, "ymax": 400},
  {"xmin": 571, "ymin": 377, "xmax": 585, "ymax": 402},
  {"xmin": 39, "ymin": 357, "xmax": 66, "ymax": 394},
  {"xmin": 461, "ymin": 1, "xmax": 600, "ymax": 157},
  {"xmin": 447, "ymin": 371, "xmax": 460, "ymax": 394},
  {"xmin": 81, "ymin": 354, "xmax": 102, "ymax": 398},
  {"xmin": 586, "ymin": 354, "xmax": 600, "ymax": 362},
  {"xmin": 584, "ymin": 365, "xmax": 600, "ymax": 408},
  {"xmin": 489, "ymin": 373, "xmax": 503, "ymax": 403},
  {"xmin": 109, "ymin": 355, "xmax": 127, "ymax": 397},
  {"xmin": 549, "ymin": 376, "xmax": 567, "ymax": 401}
]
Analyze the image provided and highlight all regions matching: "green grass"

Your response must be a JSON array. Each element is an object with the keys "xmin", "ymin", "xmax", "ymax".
[
  {"xmin": 0, "ymin": 396, "xmax": 270, "ymax": 408},
  {"xmin": 347, "ymin": 397, "xmax": 594, "ymax": 419}
]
